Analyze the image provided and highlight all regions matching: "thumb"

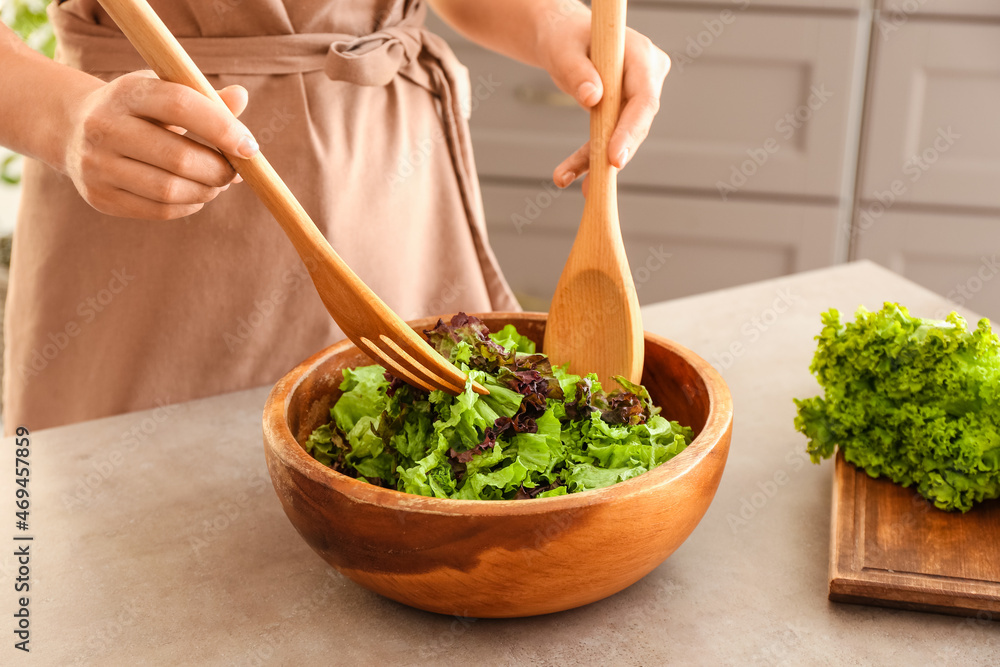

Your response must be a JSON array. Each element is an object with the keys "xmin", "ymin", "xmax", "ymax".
[
  {"xmin": 217, "ymin": 84, "xmax": 249, "ymax": 118},
  {"xmin": 549, "ymin": 50, "xmax": 603, "ymax": 108}
]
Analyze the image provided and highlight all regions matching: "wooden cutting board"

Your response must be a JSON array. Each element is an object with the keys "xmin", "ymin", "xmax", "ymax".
[{"xmin": 830, "ymin": 452, "xmax": 1000, "ymax": 618}]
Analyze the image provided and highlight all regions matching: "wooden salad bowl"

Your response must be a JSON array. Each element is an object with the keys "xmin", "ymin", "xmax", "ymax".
[{"xmin": 262, "ymin": 313, "xmax": 734, "ymax": 617}]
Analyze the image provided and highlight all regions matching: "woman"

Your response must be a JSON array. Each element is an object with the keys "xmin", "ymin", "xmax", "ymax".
[{"xmin": 0, "ymin": 0, "xmax": 669, "ymax": 433}]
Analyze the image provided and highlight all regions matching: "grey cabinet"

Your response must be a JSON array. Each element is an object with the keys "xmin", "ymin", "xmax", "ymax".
[
  {"xmin": 853, "ymin": 210, "xmax": 1000, "ymax": 319},
  {"xmin": 860, "ymin": 20, "xmax": 1000, "ymax": 208},
  {"xmin": 484, "ymin": 183, "xmax": 840, "ymax": 308},
  {"xmin": 854, "ymin": 3, "xmax": 1000, "ymax": 319}
]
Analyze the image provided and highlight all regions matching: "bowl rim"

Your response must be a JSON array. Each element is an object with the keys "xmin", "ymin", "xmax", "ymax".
[{"xmin": 263, "ymin": 312, "xmax": 733, "ymax": 516}]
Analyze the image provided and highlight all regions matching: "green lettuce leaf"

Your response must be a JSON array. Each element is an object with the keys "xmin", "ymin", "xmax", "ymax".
[
  {"xmin": 489, "ymin": 324, "xmax": 537, "ymax": 354},
  {"xmin": 795, "ymin": 303, "xmax": 1000, "ymax": 512},
  {"xmin": 563, "ymin": 463, "xmax": 646, "ymax": 492},
  {"xmin": 304, "ymin": 315, "xmax": 693, "ymax": 500},
  {"xmin": 333, "ymin": 365, "xmax": 389, "ymax": 434}
]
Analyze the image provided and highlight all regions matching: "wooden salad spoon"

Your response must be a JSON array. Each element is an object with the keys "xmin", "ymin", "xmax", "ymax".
[
  {"xmin": 543, "ymin": 0, "xmax": 645, "ymax": 387},
  {"xmin": 96, "ymin": 0, "xmax": 486, "ymax": 396}
]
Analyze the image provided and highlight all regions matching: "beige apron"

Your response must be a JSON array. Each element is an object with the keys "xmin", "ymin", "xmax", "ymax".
[{"xmin": 2, "ymin": 0, "xmax": 518, "ymax": 434}]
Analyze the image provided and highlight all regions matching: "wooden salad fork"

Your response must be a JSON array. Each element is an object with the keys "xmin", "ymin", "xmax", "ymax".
[
  {"xmin": 544, "ymin": 0, "xmax": 645, "ymax": 388},
  {"xmin": 97, "ymin": 0, "xmax": 485, "ymax": 396}
]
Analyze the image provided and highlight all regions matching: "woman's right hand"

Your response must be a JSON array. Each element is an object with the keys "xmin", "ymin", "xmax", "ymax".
[{"xmin": 63, "ymin": 70, "xmax": 259, "ymax": 220}]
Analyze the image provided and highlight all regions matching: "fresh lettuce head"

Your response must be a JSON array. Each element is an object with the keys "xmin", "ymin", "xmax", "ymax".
[
  {"xmin": 303, "ymin": 314, "xmax": 693, "ymax": 500},
  {"xmin": 794, "ymin": 302, "xmax": 1000, "ymax": 512}
]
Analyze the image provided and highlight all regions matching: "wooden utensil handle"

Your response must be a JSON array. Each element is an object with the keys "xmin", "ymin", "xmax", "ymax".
[
  {"xmin": 96, "ymin": 0, "xmax": 345, "ymax": 274},
  {"xmin": 587, "ymin": 0, "xmax": 626, "ymax": 220}
]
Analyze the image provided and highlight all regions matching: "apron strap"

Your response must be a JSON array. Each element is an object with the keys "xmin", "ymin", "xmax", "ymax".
[{"xmin": 50, "ymin": 2, "xmax": 429, "ymax": 81}]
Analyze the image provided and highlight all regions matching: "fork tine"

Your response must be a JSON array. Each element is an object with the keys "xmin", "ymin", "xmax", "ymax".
[
  {"xmin": 376, "ymin": 335, "xmax": 465, "ymax": 394},
  {"xmin": 358, "ymin": 337, "xmax": 438, "ymax": 393},
  {"xmin": 385, "ymin": 332, "xmax": 490, "ymax": 396},
  {"xmin": 360, "ymin": 334, "xmax": 466, "ymax": 395}
]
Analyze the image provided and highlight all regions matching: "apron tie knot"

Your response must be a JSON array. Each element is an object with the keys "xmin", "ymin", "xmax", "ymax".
[{"xmin": 324, "ymin": 27, "xmax": 424, "ymax": 87}]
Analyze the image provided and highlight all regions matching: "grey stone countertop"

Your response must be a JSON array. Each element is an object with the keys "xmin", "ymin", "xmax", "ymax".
[{"xmin": 2, "ymin": 261, "xmax": 998, "ymax": 665}]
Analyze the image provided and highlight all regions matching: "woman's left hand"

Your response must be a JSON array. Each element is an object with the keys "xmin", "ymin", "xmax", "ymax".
[{"xmin": 537, "ymin": 7, "xmax": 671, "ymax": 189}]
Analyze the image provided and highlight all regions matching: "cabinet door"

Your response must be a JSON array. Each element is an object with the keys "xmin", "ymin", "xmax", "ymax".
[
  {"xmin": 430, "ymin": 9, "xmax": 864, "ymax": 198},
  {"xmin": 881, "ymin": 0, "xmax": 1000, "ymax": 19},
  {"xmin": 861, "ymin": 21, "xmax": 1000, "ymax": 209},
  {"xmin": 854, "ymin": 209, "xmax": 1000, "ymax": 319},
  {"xmin": 482, "ymin": 183, "xmax": 840, "ymax": 308}
]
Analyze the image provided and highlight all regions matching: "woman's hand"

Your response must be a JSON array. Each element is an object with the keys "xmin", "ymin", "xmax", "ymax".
[
  {"xmin": 63, "ymin": 71, "xmax": 258, "ymax": 220},
  {"xmin": 537, "ymin": 8, "xmax": 671, "ymax": 189}
]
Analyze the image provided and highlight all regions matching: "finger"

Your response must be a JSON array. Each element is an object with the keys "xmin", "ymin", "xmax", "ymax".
[
  {"xmin": 123, "ymin": 71, "xmax": 186, "ymax": 136},
  {"xmin": 155, "ymin": 85, "xmax": 249, "ymax": 139},
  {"xmin": 546, "ymin": 35, "xmax": 603, "ymax": 108},
  {"xmin": 215, "ymin": 86, "xmax": 248, "ymax": 182},
  {"xmin": 115, "ymin": 117, "xmax": 237, "ymax": 188},
  {"xmin": 217, "ymin": 84, "xmax": 249, "ymax": 118},
  {"xmin": 608, "ymin": 94, "xmax": 658, "ymax": 168},
  {"xmin": 90, "ymin": 186, "xmax": 206, "ymax": 221},
  {"xmin": 104, "ymin": 156, "xmax": 228, "ymax": 205},
  {"xmin": 608, "ymin": 35, "xmax": 671, "ymax": 169},
  {"xmin": 125, "ymin": 78, "xmax": 259, "ymax": 158},
  {"xmin": 553, "ymin": 141, "xmax": 590, "ymax": 188}
]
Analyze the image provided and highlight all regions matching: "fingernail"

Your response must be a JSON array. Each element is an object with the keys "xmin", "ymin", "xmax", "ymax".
[
  {"xmin": 560, "ymin": 171, "xmax": 576, "ymax": 188},
  {"xmin": 617, "ymin": 147, "xmax": 630, "ymax": 168},
  {"xmin": 233, "ymin": 174, "xmax": 243, "ymax": 184},
  {"xmin": 238, "ymin": 135, "xmax": 259, "ymax": 158},
  {"xmin": 577, "ymin": 82, "xmax": 598, "ymax": 105}
]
